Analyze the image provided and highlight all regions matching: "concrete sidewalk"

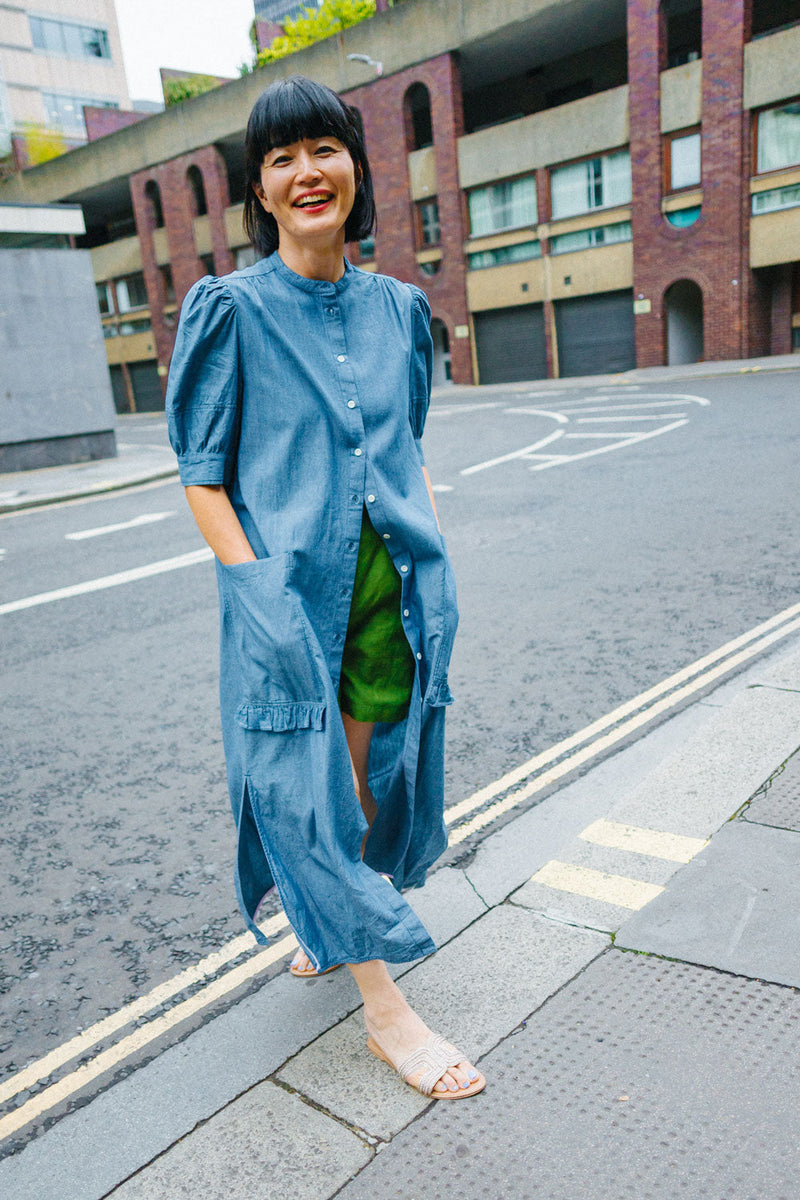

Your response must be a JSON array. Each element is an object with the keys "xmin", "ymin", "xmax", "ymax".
[
  {"xmin": 1, "ymin": 352, "xmax": 798, "ymax": 514},
  {"xmin": 2, "ymin": 630, "xmax": 799, "ymax": 1199}
]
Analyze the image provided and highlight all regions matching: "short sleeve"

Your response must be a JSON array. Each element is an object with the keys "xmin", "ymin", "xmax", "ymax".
[
  {"xmin": 166, "ymin": 276, "xmax": 241, "ymax": 487},
  {"xmin": 408, "ymin": 286, "xmax": 433, "ymax": 463}
]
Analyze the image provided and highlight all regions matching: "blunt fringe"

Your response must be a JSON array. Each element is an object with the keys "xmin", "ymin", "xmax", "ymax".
[{"xmin": 243, "ymin": 75, "xmax": 376, "ymax": 258}]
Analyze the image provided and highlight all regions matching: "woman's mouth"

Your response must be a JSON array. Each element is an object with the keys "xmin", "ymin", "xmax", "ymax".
[{"xmin": 293, "ymin": 192, "xmax": 334, "ymax": 211}]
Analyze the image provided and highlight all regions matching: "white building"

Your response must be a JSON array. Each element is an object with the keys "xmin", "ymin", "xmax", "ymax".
[{"xmin": 0, "ymin": 1, "xmax": 131, "ymax": 155}]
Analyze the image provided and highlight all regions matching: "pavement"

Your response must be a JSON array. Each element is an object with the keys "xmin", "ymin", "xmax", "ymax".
[
  {"xmin": 1, "ymin": 354, "xmax": 799, "ymax": 1198},
  {"xmin": 0, "ymin": 350, "xmax": 798, "ymax": 513}
]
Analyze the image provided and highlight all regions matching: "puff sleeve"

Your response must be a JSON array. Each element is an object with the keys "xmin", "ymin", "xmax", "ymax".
[
  {"xmin": 408, "ymin": 286, "xmax": 433, "ymax": 463},
  {"xmin": 166, "ymin": 276, "xmax": 241, "ymax": 487}
]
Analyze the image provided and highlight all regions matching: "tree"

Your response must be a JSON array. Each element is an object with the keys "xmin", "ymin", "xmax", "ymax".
[
  {"xmin": 256, "ymin": 0, "xmax": 376, "ymax": 66},
  {"xmin": 14, "ymin": 123, "xmax": 68, "ymax": 167}
]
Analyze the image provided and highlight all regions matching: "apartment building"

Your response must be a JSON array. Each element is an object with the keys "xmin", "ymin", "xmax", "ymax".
[
  {"xmin": 0, "ymin": 0, "xmax": 131, "ymax": 156},
  {"xmin": 0, "ymin": 0, "xmax": 798, "ymax": 411}
]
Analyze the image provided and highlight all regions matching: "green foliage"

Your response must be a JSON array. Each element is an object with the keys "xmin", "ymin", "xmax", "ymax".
[
  {"xmin": 17, "ymin": 123, "xmax": 68, "ymax": 165},
  {"xmin": 256, "ymin": 0, "xmax": 376, "ymax": 66},
  {"xmin": 163, "ymin": 74, "xmax": 223, "ymax": 107}
]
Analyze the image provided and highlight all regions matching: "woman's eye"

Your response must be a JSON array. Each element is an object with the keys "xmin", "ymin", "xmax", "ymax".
[{"xmin": 316, "ymin": 144, "xmax": 336, "ymax": 155}]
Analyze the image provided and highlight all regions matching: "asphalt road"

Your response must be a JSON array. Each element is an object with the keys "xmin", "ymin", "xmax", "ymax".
[{"xmin": 1, "ymin": 368, "xmax": 799, "ymax": 1126}]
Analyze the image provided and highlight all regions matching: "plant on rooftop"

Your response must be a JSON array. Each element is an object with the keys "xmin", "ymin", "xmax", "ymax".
[
  {"xmin": 15, "ymin": 123, "xmax": 67, "ymax": 166},
  {"xmin": 256, "ymin": 0, "xmax": 376, "ymax": 66},
  {"xmin": 163, "ymin": 75, "xmax": 224, "ymax": 107}
]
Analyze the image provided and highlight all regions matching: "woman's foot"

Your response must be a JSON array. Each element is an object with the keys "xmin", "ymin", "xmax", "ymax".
[
  {"xmin": 289, "ymin": 951, "xmax": 340, "ymax": 978},
  {"xmin": 363, "ymin": 976, "xmax": 483, "ymax": 1096}
]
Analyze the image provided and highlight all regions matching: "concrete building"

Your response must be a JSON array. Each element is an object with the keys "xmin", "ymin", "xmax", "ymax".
[
  {"xmin": 0, "ymin": 1, "xmax": 131, "ymax": 158},
  {"xmin": 0, "ymin": 201, "xmax": 117, "ymax": 470},
  {"xmin": 0, "ymin": 0, "xmax": 798, "ymax": 409}
]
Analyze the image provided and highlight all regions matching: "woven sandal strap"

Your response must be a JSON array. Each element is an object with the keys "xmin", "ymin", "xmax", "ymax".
[{"xmin": 396, "ymin": 1034, "xmax": 465, "ymax": 1097}]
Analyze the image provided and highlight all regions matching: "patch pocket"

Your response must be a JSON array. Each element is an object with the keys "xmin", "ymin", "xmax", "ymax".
[{"xmin": 220, "ymin": 553, "xmax": 326, "ymax": 719}]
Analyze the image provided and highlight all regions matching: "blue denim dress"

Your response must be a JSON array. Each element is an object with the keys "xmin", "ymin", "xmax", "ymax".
[{"xmin": 166, "ymin": 252, "xmax": 458, "ymax": 971}]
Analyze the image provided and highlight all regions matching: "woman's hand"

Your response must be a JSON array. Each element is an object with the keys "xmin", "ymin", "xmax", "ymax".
[{"xmin": 184, "ymin": 485, "xmax": 257, "ymax": 565}]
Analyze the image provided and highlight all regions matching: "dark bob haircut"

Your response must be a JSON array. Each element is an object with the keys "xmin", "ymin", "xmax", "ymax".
[{"xmin": 243, "ymin": 75, "xmax": 376, "ymax": 258}]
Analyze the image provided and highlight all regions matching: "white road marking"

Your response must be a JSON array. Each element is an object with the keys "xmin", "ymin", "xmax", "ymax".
[
  {"xmin": 503, "ymin": 407, "xmax": 571, "ymax": 417},
  {"xmin": 578, "ymin": 819, "xmax": 707, "ymax": 863},
  {"xmin": 531, "ymin": 418, "xmax": 688, "ymax": 469},
  {"xmin": 429, "ymin": 402, "xmax": 502, "ymax": 417},
  {"xmin": 3, "ymin": 600, "xmax": 799, "ymax": 1134},
  {"xmin": 567, "ymin": 401, "xmax": 697, "ymax": 414},
  {"xmin": 431, "ymin": 484, "xmax": 454, "ymax": 492},
  {"xmin": 65, "ymin": 512, "xmax": 175, "ymax": 541},
  {"xmin": 0, "ymin": 547, "xmax": 213, "ymax": 616},
  {"xmin": 461, "ymin": 428, "xmax": 565, "ymax": 475},
  {"xmin": 564, "ymin": 431, "xmax": 649, "ymax": 439},
  {"xmin": 530, "ymin": 861, "xmax": 664, "ymax": 909},
  {"xmin": 0, "ymin": 476, "xmax": 178, "ymax": 521},
  {"xmin": 576, "ymin": 414, "xmax": 687, "ymax": 423}
]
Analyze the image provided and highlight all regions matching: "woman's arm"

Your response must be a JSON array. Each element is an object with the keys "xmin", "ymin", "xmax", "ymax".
[
  {"xmin": 421, "ymin": 465, "xmax": 441, "ymax": 533},
  {"xmin": 184, "ymin": 485, "xmax": 257, "ymax": 565}
]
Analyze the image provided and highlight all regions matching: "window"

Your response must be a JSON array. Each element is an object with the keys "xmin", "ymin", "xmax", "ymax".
[
  {"xmin": 236, "ymin": 246, "xmax": 259, "ymax": 270},
  {"xmin": 416, "ymin": 199, "xmax": 440, "ymax": 246},
  {"xmin": 550, "ymin": 150, "xmax": 631, "ymax": 220},
  {"xmin": 42, "ymin": 92, "xmax": 118, "ymax": 134},
  {"xmin": 118, "ymin": 317, "xmax": 151, "ymax": 337},
  {"xmin": 404, "ymin": 83, "xmax": 433, "ymax": 151},
  {"xmin": 95, "ymin": 281, "xmax": 113, "ymax": 315},
  {"xmin": 752, "ymin": 183, "xmax": 800, "ymax": 214},
  {"xmin": 359, "ymin": 235, "xmax": 375, "ymax": 259},
  {"xmin": 30, "ymin": 17, "xmax": 111, "ymax": 60},
  {"xmin": 549, "ymin": 221, "xmax": 632, "ymax": 255},
  {"xmin": 468, "ymin": 176, "xmax": 537, "ymax": 237},
  {"xmin": 665, "ymin": 206, "xmax": 702, "ymax": 228},
  {"xmin": 756, "ymin": 101, "xmax": 800, "ymax": 173},
  {"xmin": 161, "ymin": 265, "xmax": 175, "ymax": 304},
  {"xmin": 665, "ymin": 130, "xmax": 701, "ymax": 192},
  {"xmin": 468, "ymin": 240, "xmax": 542, "ymax": 270},
  {"xmin": 200, "ymin": 254, "xmax": 216, "ymax": 276},
  {"xmin": 144, "ymin": 180, "xmax": 164, "ymax": 228},
  {"xmin": 187, "ymin": 166, "xmax": 207, "ymax": 217},
  {"xmin": 116, "ymin": 272, "xmax": 148, "ymax": 312},
  {"xmin": 419, "ymin": 260, "xmax": 441, "ymax": 276}
]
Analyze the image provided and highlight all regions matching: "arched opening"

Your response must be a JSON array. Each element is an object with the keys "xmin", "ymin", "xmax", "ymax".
[
  {"xmin": 144, "ymin": 179, "xmax": 164, "ymax": 228},
  {"xmin": 665, "ymin": 279, "xmax": 704, "ymax": 365},
  {"xmin": 430, "ymin": 317, "xmax": 451, "ymax": 385},
  {"xmin": 187, "ymin": 165, "xmax": 208, "ymax": 217},
  {"xmin": 403, "ymin": 82, "xmax": 433, "ymax": 152}
]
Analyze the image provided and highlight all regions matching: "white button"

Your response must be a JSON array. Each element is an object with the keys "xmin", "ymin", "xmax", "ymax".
[
  {"xmin": 347, "ymin": 400, "xmax": 356, "ymax": 408},
  {"xmin": 367, "ymin": 494, "xmax": 375, "ymax": 503},
  {"xmin": 403, "ymin": 609, "xmax": 409, "ymax": 617},
  {"xmin": 383, "ymin": 533, "xmax": 390, "ymax": 540},
  {"xmin": 416, "ymin": 652, "xmax": 422, "ymax": 660},
  {"xmin": 400, "ymin": 564, "xmax": 408, "ymax": 573},
  {"xmin": 354, "ymin": 448, "xmax": 362, "ymax": 456},
  {"xmin": 336, "ymin": 354, "xmax": 347, "ymax": 362}
]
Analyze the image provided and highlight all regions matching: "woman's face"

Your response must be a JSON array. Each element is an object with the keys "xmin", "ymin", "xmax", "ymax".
[{"xmin": 254, "ymin": 135, "xmax": 358, "ymax": 251}]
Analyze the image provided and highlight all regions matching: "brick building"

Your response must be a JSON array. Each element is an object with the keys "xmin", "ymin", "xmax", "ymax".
[{"xmin": 1, "ymin": 0, "xmax": 799, "ymax": 410}]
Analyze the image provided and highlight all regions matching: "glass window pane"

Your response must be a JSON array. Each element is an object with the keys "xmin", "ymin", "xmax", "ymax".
[
  {"xmin": 550, "ymin": 161, "xmax": 590, "ymax": 219},
  {"xmin": 62, "ymin": 23, "xmax": 85, "ymax": 57},
  {"xmin": 670, "ymin": 132, "xmax": 701, "ymax": 189},
  {"xmin": 758, "ymin": 103, "xmax": 800, "ymax": 173},
  {"xmin": 468, "ymin": 176, "xmax": 536, "ymax": 235},
  {"xmin": 116, "ymin": 273, "xmax": 148, "ymax": 312},
  {"xmin": 601, "ymin": 150, "xmax": 632, "ymax": 206}
]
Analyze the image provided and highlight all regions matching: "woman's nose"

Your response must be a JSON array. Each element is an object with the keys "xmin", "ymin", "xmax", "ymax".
[{"xmin": 296, "ymin": 151, "xmax": 321, "ymax": 180}]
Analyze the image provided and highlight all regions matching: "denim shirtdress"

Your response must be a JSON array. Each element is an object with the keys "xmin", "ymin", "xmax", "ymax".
[{"xmin": 166, "ymin": 252, "xmax": 458, "ymax": 972}]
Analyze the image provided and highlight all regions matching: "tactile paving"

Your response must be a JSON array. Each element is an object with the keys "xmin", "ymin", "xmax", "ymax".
[
  {"xmin": 337, "ymin": 951, "xmax": 800, "ymax": 1200},
  {"xmin": 744, "ymin": 748, "xmax": 800, "ymax": 832}
]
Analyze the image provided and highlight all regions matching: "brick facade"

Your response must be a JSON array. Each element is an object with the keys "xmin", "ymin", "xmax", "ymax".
[
  {"xmin": 131, "ymin": 145, "xmax": 235, "ymax": 380},
  {"xmin": 344, "ymin": 53, "xmax": 473, "ymax": 384},
  {"xmin": 629, "ymin": 0, "xmax": 763, "ymax": 366}
]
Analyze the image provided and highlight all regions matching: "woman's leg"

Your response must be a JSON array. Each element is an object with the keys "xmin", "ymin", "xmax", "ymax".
[{"xmin": 290, "ymin": 713, "xmax": 376, "ymax": 974}]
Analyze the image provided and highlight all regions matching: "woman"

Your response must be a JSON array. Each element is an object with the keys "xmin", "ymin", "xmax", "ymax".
[{"xmin": 167, "ymin": 75, "xmax": 484, "ymax": 1099}]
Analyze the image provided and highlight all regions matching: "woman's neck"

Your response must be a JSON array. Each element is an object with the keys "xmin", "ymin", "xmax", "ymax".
[{"xmin": 277, "ymin": 233, "xmax": 346, "ymax": 283}]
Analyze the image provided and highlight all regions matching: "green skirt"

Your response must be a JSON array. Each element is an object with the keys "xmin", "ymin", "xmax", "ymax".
[{"xmin": 338, "ymin": 508, "xmax": 415, "ymax": 723}]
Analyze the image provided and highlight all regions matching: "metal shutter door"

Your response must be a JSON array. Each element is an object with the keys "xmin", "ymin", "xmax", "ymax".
[
  {"xmin": 128, "ymin": 360, "xmax": 164, "ymax": 412},
  {"xmin": 474, "ymin": 304, "xmax": 547, "ymax": 384},
  {"xmin": 555, "ymin": 290, "xmax": 635, "ymax": 377}
]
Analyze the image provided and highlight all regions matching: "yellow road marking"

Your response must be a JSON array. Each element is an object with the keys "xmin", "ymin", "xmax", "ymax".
[
  {"xmin": 0, "ymin": 911, "xmax": 290, "ymax": 1108},
  {"xmin": 0, "ymin": 933, "xmax": 298, "ymax": 1142},
  {"xmin": 447, "ymin": 610, "xmax": 800, "ymax": 843},
  {"xmin": 530, "ymin": 861, "xmax": 664, "ymax": 909},
  {"xmin": 579, "ymin": 819, "xmax": 707, "ymax": 863}
]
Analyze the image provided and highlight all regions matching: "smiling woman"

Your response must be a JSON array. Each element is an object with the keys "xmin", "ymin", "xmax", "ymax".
[{"xmin": 166, "ymin": 75, "xmax": 485, "ymax": 1101}]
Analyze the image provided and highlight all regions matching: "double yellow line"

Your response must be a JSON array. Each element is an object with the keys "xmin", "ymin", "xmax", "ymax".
[{"xmin": 2, "ymin": 600, "xmax": 799, "ymax": 1142}]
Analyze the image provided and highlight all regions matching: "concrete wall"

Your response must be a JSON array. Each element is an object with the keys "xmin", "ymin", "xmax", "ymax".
[
  {"xmin": 0, "ymin": 247, "xmax": 117, "ymax": 470},
  {"xmin": 660, "ymin": 60, "xmax": 702, "ymax": 133},
  {"xmin": 457, "ymin": 86, "xmax": 629, "ymax": 189},
  {"xmin": 750, "ymin": 208, "xmax": 800, "ymax": 269},
  {"xmin": 744, "ymin": 24, "xmax": 800, "ymax": 110}
]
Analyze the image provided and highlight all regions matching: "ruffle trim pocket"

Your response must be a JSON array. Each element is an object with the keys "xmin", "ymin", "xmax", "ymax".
[{"xmin": 236, "ymin": 701, "xmax": 326, "ymax": 732}]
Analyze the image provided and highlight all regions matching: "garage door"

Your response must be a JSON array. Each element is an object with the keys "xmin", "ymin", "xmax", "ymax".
[
  {"xmin": 473, "ymin": 304, "xmax": 547, "ymax": 384},
  {"xmin": 555, "ymin": 290, "xmax": 635, "ymax": 377},
  {"xmin": 128, "ymin": 360, "xmax": 164, "ymax": 412}
]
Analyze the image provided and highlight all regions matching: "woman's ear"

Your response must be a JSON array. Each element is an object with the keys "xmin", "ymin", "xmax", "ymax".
[{"xmin": 252, "ymin": 180, "xmax": 271, "ymax": 213}]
